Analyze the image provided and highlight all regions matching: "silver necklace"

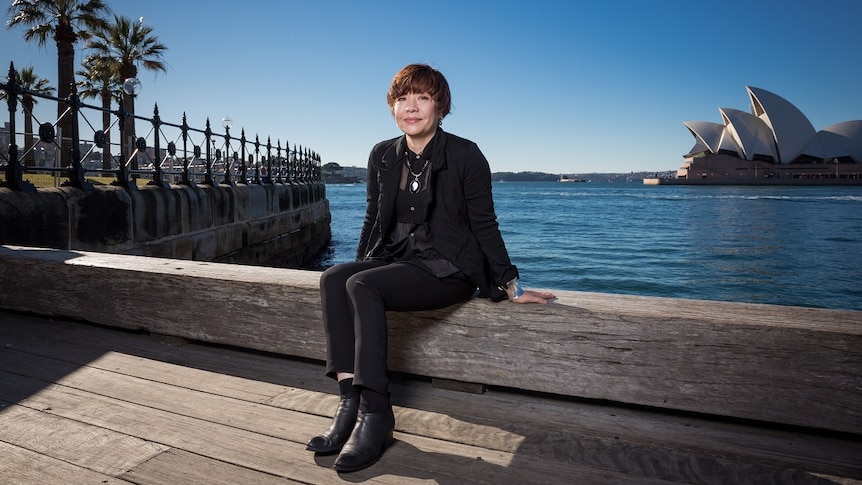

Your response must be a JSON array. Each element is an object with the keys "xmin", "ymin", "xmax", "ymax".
[{"xmin": 406, "ymin": 156, "xmax": 430, "ymax": 194}]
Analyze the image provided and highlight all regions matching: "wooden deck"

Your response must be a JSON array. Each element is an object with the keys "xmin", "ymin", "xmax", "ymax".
[
  {"xmin": 4, "ymin": 246, "xmax": 860, "ymax": 435},
  {"xmin": 1, "ymin": 310, "xmax": 860, "ymax": 484}
]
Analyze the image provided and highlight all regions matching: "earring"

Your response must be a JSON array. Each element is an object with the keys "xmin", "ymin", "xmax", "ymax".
[{"xmin": 438, "ymin": 118, "xmax": 443, "ymax": 126}]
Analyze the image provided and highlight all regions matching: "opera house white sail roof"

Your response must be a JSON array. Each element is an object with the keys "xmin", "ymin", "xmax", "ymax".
[{"xmin": 684, "ymin": 86, "xmax": 861, "ymax": 164}]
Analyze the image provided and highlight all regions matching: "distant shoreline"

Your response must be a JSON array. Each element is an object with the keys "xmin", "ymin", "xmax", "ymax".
[
  {"xmin": 644, "ymin": 177, "xmax": 862, "ymax": 186},
  {"xmin": 324, "ymin": 169, "xmax": 675, "ymax": 184}
]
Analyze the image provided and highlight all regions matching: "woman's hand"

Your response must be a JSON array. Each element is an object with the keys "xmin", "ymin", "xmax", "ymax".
[{"xmin": 513, "ymin": 289, "xmax": 557, "ymax": 304}]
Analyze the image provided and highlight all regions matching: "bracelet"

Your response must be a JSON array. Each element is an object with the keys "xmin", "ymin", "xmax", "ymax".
[{"xmin": 502, "ymin": 278, "xmax": 524, "ymax": 300}]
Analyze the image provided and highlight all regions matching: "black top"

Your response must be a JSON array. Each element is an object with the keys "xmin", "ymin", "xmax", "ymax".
[
  {"xmin": 357, "ymin": 127, "xmax": 518, "ymax": 301},
  {"xmin": 380, "ymin": 142, "xmax": 460, "ymax": 278}
]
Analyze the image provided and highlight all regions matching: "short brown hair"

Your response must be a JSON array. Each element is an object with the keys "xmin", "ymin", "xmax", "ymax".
[{"xmin": 387, "ymin": 64, "xmax": 451, "ymax": 119}]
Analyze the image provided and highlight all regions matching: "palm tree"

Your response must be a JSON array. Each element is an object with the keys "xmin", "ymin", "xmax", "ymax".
[
  {"xmin": 86, "ymin": 14, "xmax": 167, "ymax": 161},
  {"xmin": 77, "ymin": 55, "xmax": 121, "ymax": 171},
  {"xmin": 6, "ymin": 0, "xmax": 111, "ymax": 160},
  {"xmin": 1, "ymin": 66, "xmax": 55, "ymax": 167}
]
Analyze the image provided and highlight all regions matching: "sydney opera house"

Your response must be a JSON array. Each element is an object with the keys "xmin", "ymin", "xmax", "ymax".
[{"xmin": 645, "ymin": 86, "xmax": 862, "ymax": 185}]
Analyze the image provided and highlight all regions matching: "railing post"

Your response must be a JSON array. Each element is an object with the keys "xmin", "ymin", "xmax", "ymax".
[
  {"xmin": 2, "ymin": 62, "xmax": 35, "ymax": 192},
  {"xmin": 222, "ymin": 124, "xmax": 234, "ymax": 186},
  {"xmin": 203, "ymin": 118, "xmax": 215, "ymax": 186},
  {"xmin": 253, "ymin": 135, "xmax": 261, "ymax": 184},
  {"xmin": 62, "ymin": 83, "xmax": 93, "ymax": 190},
  {"xmin": 112, "ymin": 103, "xmax": 135, "ymax": 190},
  {"xmin": 302, "ymin": 147, "xmax": 311, "ymax": 185},
  {"xmin": 239, "ymin": 129, "xmax": 249, "ymax": 185},
  {"xmin": 266, "ymin": 137, "xmax": 274, "ymax": 184},
  {"xmin": 291, "ymin": 143, "xmax": 298, "ymax": 184},
  {"xmin": 149, "ymin": 103, "xmax": 169, "ymax": 188},
  {"xmin": 297, "ymin": 145, "xmax": 303, "ymax": 184},
  {"xmin": 300, "ymin": 145, "xmax": 307, "ymax": 184},
  {"xmin": 275, "ymin": 140, "xmax": 284, "ymax": 184},
  {"xmin": 286, "ymin": 143, "xmax": 292, "ymax": 184},
  {"xmin": 308, "ymin": 150, "xmax": 313, "ymax": 183},
  {"xmin": 178, "ymin": 113, "xmax": 195, "ymax": 187},
  {"xmin": 295, "ymin": 145, "xmax": 301, "ymax": 184}
]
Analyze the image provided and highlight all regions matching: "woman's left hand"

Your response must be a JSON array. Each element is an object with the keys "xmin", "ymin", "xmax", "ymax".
[{"xmin": 513, "ymin": 289, "xmax": 557, "ymax": 304}]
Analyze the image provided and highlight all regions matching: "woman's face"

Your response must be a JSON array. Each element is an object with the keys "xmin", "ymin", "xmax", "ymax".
[{"xmin": 392, "ymin": 92, "xmax": 439, "ymax": 141}]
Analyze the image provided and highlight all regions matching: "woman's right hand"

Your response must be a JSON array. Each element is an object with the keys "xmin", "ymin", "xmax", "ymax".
[{"xmin": 513, "ymin": 289, "xmax": 557, "ymax": 304}]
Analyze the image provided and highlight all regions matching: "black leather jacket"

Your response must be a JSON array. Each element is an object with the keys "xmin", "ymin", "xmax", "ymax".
[{"xmin": 356, "ymin": 128, "xmax": 518, "ymax": 301}]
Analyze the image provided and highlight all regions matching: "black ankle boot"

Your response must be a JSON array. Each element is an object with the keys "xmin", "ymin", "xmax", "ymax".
[
  {"xmin": 306, "ymin": 394, "xmax": 360, "ymax": 453},
  {"xmin": 333, "ymin": 408, "xmax": 395, "ymax": 472}
]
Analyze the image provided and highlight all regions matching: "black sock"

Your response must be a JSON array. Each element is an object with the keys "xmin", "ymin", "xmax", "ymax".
[
  {"xmin": 359, "ymin": 387, "xmax": 390, "ymax": 413},
  {"xmin": 338, "ymin": 378, "xmax": 358, "ymax": 398}
]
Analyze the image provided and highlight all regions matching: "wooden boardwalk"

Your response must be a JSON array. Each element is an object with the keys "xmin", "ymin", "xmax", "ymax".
[{"xmin": 1, "ymin": 310, "xmax": 860, "ymax": 485}]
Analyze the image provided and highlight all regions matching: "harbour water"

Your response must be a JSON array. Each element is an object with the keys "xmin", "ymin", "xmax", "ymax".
[{"xmin": 318, "ymin": 182, "xmax": 862, "ymax": 311}]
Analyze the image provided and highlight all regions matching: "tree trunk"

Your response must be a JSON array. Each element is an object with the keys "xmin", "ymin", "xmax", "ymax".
[
  {"xmin": 22, "ymin": 98, "xmax": 36, "ymax": 167},
  {"xmin": 55, "ymin": 24, "xmax": 77, "ymax": 168},
  {"xmin": 101, "ymin": 88, "xmax": 112, "ymax": 172},
  {"xmin": 121, "ymin": 64, "xmax": 138, "ymax": 170}
]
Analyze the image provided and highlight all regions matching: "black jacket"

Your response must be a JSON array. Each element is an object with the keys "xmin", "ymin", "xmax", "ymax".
[{"xmin": 356, "ymin": 128, "xmax": 518, "ymax": 301}]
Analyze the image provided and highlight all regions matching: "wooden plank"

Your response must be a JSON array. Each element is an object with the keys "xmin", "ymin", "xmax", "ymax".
[
  {"xmin": 0, "ymin": 317, "xmax": 822, "ymax": 463},
  {"xmin": 3, "ymin": 312, "xmax": 861, "ymax": 483},
  {"xmin": 0, "ymin": 326, "xmax": 300, "ymax": 406},
  {"xmin": 1, "ymin": 246, "xmax": 860, "ymax": 434},
  {"xmin": 0, "ymin": 440, "xmax": 135, "ymax": 484},
  {"xmin": 0, "ymin": 309, "xmax": 332, "ymax": 399},
  {"xmin": 0, "ymin": 371, "xmax": 680, "ymax": 485},
  {"xmin": 122, "ymin": 449, "xmax": 303, "ymax": 485},
  {"xmin": 0, "ymin": 349, "xmax": 319, "ymax": 446},
  {"xmin": 124, "ymin": 442, "xmax": 680, "ymax": 485},
  {"xmin": 0, "ymin": 404, "xmax": 166, "ymax": 476},
  {"xmin": 277, "ymin": 388, "xmax": 862, "ymax": 485},
  {"xmin": 4, "ymin": 310, "xmax": 862, "ymax": 476},
  {"xmin": 0, "ymin": 370, "xmax": 362, "ymax": 484},
  {"xmin": 2, "ymin": 346, "xmax": 645, "ymax": 484}
]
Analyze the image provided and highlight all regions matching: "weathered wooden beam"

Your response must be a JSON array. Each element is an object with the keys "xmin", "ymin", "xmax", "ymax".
[{"xmin": 1, "ymin": 245, "xmax": 859, "ymax": 435}]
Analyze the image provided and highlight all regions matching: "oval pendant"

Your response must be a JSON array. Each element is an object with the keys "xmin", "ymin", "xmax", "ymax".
[{"xmin": 409, "ymin": 179, "xmax": 420, "ymax": 193}]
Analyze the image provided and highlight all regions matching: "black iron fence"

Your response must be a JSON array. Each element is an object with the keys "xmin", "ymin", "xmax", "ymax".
[{"xmin": 1, "ymin": 62, "xmax": 321, "ymax": 192}]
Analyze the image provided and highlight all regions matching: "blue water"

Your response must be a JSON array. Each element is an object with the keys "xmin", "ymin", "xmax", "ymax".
[{"xmin": 319, "ymin": 182, "xmax": 862, "ymax": 311}]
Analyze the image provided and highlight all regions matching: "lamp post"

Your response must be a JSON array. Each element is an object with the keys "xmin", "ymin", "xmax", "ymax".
[
  {"xmin": 122, "ymin": 77, "xmax": 142, "ymax": 174},
  {"xmin": 123, "ymin": 77, "xmax": 142, "ymax": 97}
]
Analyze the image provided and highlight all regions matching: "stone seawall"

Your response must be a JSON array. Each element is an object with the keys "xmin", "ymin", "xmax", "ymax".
[{"xmin": 0, "ymin": 183, "xmax": 330, "ymax": 268}]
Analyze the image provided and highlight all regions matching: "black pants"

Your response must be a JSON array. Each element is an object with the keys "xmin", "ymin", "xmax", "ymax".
[{"xmin": 320, "ymin": 259, "xmax": 476, "ymax": 395}]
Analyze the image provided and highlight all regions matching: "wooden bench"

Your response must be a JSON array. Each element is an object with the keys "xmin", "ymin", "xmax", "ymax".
[{"xmin": 1, "ymin": 244, "xmax": 859, "ymax": 435}]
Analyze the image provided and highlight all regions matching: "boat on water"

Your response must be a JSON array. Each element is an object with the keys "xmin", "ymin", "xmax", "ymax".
[{"xmin": 559, "ymin": 174, "xmax": 587, "ymax": 183}]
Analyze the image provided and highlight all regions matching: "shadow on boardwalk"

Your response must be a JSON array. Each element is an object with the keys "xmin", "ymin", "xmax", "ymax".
[{"xmin": 1, "ymin": 310, "xmax": 860, "ymax": 484}]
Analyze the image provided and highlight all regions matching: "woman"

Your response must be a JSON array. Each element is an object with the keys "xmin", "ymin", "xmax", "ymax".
[{"xmin": 307, "ymin": 63, "xmax": 556, "ymax": 473}]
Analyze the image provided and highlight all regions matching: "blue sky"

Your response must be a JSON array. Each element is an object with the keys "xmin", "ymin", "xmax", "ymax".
[{"xmin": 3, "ymin": 0, "xmax": 860, "ymax": 174}]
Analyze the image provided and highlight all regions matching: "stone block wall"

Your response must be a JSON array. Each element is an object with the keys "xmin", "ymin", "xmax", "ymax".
[{"xmin": 0, "ymin": 183, "xmax": 330, "ymax": 268}]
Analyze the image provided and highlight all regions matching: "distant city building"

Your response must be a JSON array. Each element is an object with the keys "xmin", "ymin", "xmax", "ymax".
[
  {"xmin": 0, "ymin": 121, "xmax": 103, "ymax": 169},
  {"xmin": 658, "ymin": 87, "xmax": 862, "ymax": 184},
  {"xmin": 0, "ymin": 122, "xmax": 10, "ymax": 160}
]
